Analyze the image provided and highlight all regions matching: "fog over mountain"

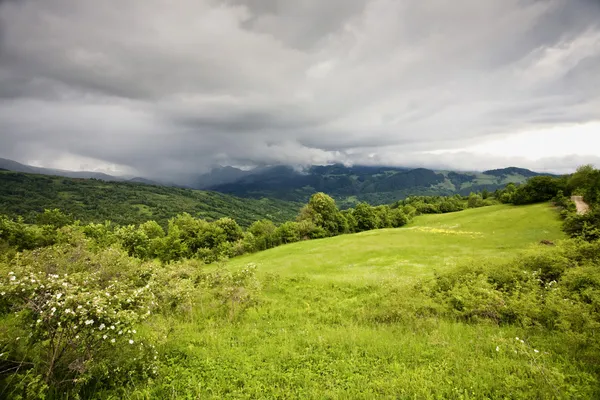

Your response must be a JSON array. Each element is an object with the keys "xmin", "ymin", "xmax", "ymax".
[{"xmin": 1, "ymin": 0, "xmax": 599, "ymax": 179}]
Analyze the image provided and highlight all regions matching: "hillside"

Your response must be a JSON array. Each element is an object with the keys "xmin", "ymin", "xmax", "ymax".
[
  {"xmin": 0, "ymin": 158, "xmax": 550, "ymax": 207},
  {"xmin": 130, "ymin": 204, "xmax": 597, "ymax": 398},
  {"xmin": 207, "ymin": 164, "xmax": 550, "ymax": 205},
  {"xmin": 3, "ymin": 199, "xmax": 600, "ymax": 398},
  {"xmin": 0, "ymin": 171, "xmax": 300, "ymax": 227},
  {"xmin": 227, "ymin": 203, "xmax": 565, "ymax": 280}
]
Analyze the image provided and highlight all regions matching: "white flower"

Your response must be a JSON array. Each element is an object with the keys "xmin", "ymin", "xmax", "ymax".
[
  {"xmin": 8, "ymin": 272, "xmax": 14, "ymax": 275},
  {"xmin": 85, "ymin": 319, "xmax": 94, "ymax": 325},
  {"xmin": 111, "ymin": 338, "xmax": 115, "ymax": 343},
  {"xmin": 75, "ymin": 335, "xmax": 79, "ymax": 339},
  {"xmin": 10, "ymin": 276, "xmax": 16, "ymax": 281},
  {"xmin": 132, "ymin": 329, "xmax": 136, "ymax": 334},
  {"xmin": 56, "ymin": 293, "xmax": 62, "ymax": 299},
  {"xmin": 99, "ymin": 323, "xmax": 105, "ymax": 330},
  {"xmin": 36, "ymin": 319, "xmax": 41, "ymax": 324},
  {"xmin": 110, "ymin": 325, "xmax": 115, "ymax": 330},
  {"xmin": 65, "ymin": 309, "xmax": 72, "ymax": 314},
  {"xmin": 103, "ymin": 335, "xmax": 108, "ymax": 340},
  {"xmin": 515, "ymin": 337, "xmax": 519, "ymax": 341},
  {"xmin": 118, "ymin": 330, "xmax": 123, "ymax": 335},
  {"xmin": 496, "ymin": 346, "xmax": 500, "ymax": 352},
  {"xmin": 51, "ymin": 307, "xmax": 56, "ymax": 313},
  {"xmin": 129, "ymin": 339, "xmax": 134, "ymax": 344},
  {"xmin": 534, "ymin": 349, "xmax": 539, "ymax": 353}
]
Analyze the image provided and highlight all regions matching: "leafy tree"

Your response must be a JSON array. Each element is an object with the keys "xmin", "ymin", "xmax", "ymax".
[
  {"xmin": 36, "ymin": 208, "xmax": 72, "ymax": 228},
  {"xmin": 374, "ymin": 205, "xmax": 393, "ymax": 228},
  {"xmin": 139, "ymin": 220, "xmax": 165, "ymax": 239},
  {"xmin": 274, "ymin": 221, "xmax": 301, "ymax": 244},
  {"xmin": 298, "ymin": 193, "xmax": 346, "ymax": 236},
  {"xmin": 115, "ymin": 225, "xmax": 149, "ymax": 258},
  {"xmin": 353, "ymin": 203, "xmax": 378, "ymax": 232},
  {"xmin": 467, "ymin": 193, "xmax": 484, "ymax": 208},
  {"xmin": 214, "ymin": 218, "xmax": 244, "ymax": 242},
  {"xmin": 248, "ymin": 219, "xmax": 277, "ymax": 251},
  {"xmin": 390, "ymin": 208, "xmax": 409, "ymax": 227},
  {"xmin": 341, "ymin": 209, "xmax": 357, "ymax": 233}
]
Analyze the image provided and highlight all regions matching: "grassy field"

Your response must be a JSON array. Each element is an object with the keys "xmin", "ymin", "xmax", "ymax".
[
  {"xmin": 228, "ymin": 203, "xmax": 564, "ymax": 282},
  {"xmin": 121, "ymin": 204, "xmax": 599, "ymax": 399}
]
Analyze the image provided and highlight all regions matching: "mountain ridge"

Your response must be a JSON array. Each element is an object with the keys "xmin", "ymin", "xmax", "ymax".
[{"xmin": 0, "ymin": 157, "xmax": 552, "ymax": 206}]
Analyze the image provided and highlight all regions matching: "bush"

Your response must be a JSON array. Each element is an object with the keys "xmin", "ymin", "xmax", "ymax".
[{"xmin": 0, "ymin": 244, "xmax": 159, "ymax": 397}]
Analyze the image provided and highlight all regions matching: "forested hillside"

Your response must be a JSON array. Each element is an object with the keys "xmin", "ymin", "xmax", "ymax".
[
  {"xmin": 0, "ymin": 172, "xmax": 300, "ymax": 227},
  {"xmin": 207, "ymin": 164, "xmax": 550, "ymax": 205}
]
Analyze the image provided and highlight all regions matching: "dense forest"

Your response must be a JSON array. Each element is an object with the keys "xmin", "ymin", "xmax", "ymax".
[{"xmin": 0, "ymin": 172, "xmax": 300, "ymax": 227}]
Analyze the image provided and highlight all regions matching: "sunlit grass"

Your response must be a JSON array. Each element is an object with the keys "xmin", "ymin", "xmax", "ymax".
[{"xmin": 121, "ymin": 204, "xmax": 596, "ymax": 399}]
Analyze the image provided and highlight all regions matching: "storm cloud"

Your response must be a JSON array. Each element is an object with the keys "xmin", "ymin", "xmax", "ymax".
[{"xmin": 0, "ymin": 0, "xmax": 599, "ymax": 178}]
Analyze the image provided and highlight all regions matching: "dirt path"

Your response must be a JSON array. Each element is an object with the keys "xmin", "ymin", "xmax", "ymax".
[{"xmin": 571, "ymin": 196, "xmax": 590, "ymax": 215}]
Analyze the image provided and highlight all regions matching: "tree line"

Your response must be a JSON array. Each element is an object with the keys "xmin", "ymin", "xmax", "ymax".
[{"xmin": 1, "ymin": 191, "xmax": 496, "ymax": 264}]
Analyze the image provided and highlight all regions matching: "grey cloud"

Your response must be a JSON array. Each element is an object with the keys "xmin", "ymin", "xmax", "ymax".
[{"xmin": 0, "ymin": 0, "xmax": 599, "ymax": 178}]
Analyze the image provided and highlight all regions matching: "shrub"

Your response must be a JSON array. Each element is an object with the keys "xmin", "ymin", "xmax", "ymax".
[{"xmin": 0, "ymin": 244, "xmax": 159, "ymax": 397}]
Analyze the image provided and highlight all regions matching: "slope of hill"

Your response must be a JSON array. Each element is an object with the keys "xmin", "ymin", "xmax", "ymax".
[
  {"xmin": 208, "ymin": 164, "xmax": 550, "ymax": 205},
  {"xmin": 123, "ymin": 204, "xmax": 597, "ymax": 398},
  {"xmin": 228, "ymin": 203, "xmax": 565, "ymax": 280},
  {"xmin": 0, "ymin": 171, "xmax": 300, "ymax": 227}
]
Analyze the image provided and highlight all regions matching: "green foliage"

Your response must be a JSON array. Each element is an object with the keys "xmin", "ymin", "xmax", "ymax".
[
  {"xmin": 297, "ymin": 193, "xmax": 347, "ymax": 236},
  {"xmin": 0, "ymin": 171, "xmax": 300, "ymax": 228},
  {"xmin": 568, "ymin": 165, "xmax": 600, "ymax": 205},
  {"xmin": 0, "ymin": 243, "xmax": 159, "ymax": 397},
  {"xmin": 352, "ymin": 202, "xmax": 379, "ymax": 232}
]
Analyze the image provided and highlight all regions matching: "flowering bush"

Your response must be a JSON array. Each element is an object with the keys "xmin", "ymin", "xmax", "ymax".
[{"xmin": 0, "ymin": 244, "xmax": 159, "ymax": 398}]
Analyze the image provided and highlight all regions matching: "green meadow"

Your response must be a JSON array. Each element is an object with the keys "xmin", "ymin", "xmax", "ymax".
[
  {"xmin": 228, "ymin": 204, "xmax": 564, "ymax": 282},
  {"xmin": 115, "ymin": 204, "xmax": 600, "ymax": 399}
]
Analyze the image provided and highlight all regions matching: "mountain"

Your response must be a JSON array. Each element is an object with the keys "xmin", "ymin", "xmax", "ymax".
[
  {"xmin": 0, "ymin": 157, "xmax": 551, "ymax": 208},
  {"xmin": 483, "ymin": 167, "xmax": 543, "ymax": 178},
  {"xmin": 0, "ymin": 158, "xmax": 172, "ymax": 187},
  {"xmin": 207, "ymin": 164, "xmax": 551, "ymax": 206},
  {"xmin": 0, "ymin": 171, "xmax": 300, "ymax": 227},
  {"xmin": 0, "ymin": 157, "xmax": 124, "ymax": 182}
]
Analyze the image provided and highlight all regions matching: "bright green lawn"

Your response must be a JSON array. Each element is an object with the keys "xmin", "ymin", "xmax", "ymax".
[{"xmin": 123, "ymin": 204, "xmax": 597, "ymax": 399}]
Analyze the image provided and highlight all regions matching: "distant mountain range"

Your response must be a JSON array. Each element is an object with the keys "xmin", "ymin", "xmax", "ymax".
[
  {"xmin": 0, "ymin": 157, "xmax": 553, "ymax": 206},
  {"xmin": 0, "ymin": 158, "xmax": 163, "ymax": 186}
]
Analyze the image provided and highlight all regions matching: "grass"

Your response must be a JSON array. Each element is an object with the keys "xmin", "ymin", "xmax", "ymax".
[
  {"xmin": 228, "ymin": 204, "xmax": 564, "ymax": 282},
  {"xmin": 121, "ymin": 204, "xmax": 598, "ymax": 399}
]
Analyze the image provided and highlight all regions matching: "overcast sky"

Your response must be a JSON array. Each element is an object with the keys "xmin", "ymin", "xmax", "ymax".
[{"xmin": 1, "ymin": 0, "xmax": 599, "ymax": 178}]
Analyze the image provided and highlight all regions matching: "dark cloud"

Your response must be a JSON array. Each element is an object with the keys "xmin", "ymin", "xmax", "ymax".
[{"xmin": 0, "ymin": 0, "xmax": 599, "ymax": 180}]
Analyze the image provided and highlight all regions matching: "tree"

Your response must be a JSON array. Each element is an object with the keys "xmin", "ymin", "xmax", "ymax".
[
  {"xmin": 298, "ymin": 193, "xmax": 346, "ymax": 236},
  {"xmin": 139, "ymin": 220, "xmax": 165, "ymax": 239},
  {"xmin": 353, "ymin": 203, "xmax": 378, "ymax": 232},
  {"xmin": 275, "ymin": 221, "xmax": 300, "ymax": 244},
  {"xmin": 214, "ymin": 218, "xmax": 243, "ymax": 242},
  {"xmin": 36, "ymin": 209, "xmax": 72, "ymax": 228},
  {"xmin": 467, "ymin": 193, "xmax": 483, "ymax": 208},
  {"xmin": 248, "ymin": 219, "xmax": 277, "ymax": 251}
]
